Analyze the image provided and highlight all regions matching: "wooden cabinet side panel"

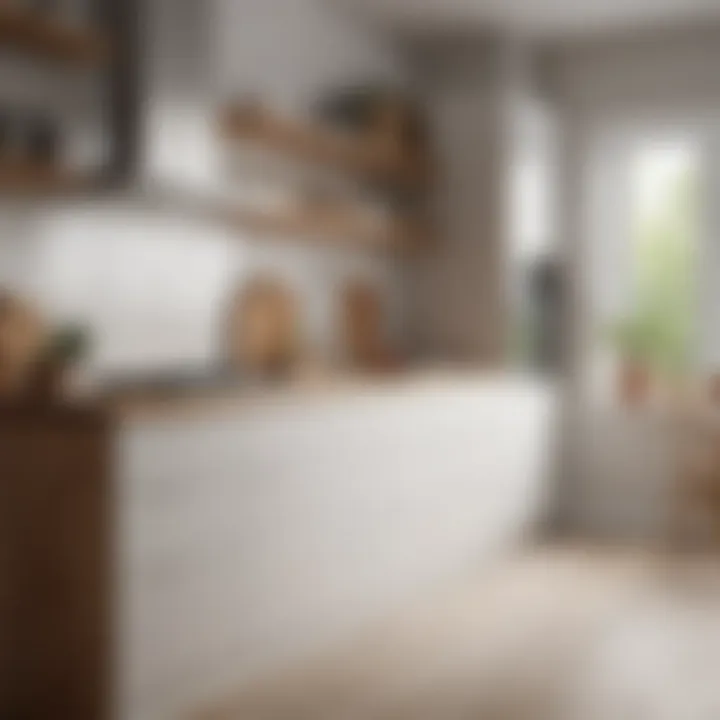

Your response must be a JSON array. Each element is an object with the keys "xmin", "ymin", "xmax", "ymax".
[{"xmin": 0, "ymin": 411, "xmax": 112, "ymax": 720}]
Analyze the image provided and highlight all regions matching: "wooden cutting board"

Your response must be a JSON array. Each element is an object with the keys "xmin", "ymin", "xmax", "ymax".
[
  {"xmin": 225, "ymin": 277, "xmax": 299, "ymax": 378},
  {"xmin": 342, "ymin": 280, "xmax": 399, "ymax": 372},
  {"xmin": 0, "ymin": 292, "xmax": 47, "ymax": 398}
]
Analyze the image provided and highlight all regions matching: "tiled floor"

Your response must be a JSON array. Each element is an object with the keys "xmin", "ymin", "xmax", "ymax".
[{"xmin": 198, "ymin": 546, "xmax": 720, "ymax": 720}]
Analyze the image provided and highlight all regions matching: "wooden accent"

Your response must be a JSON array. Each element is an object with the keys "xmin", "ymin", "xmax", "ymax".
[
  {"xmin": 217, "ymin": 106, "xmax": 430, "ymax": 249},
  {"xmin": 0, "ymin": 159, "xmax": 97, "ymax": 194},
  {"xmin": 343, "ymin": 281, "xmax": 400, "ymax": 372},
  {"xmin": 228, "ymin": 205, "xmax": 419, "ymax": 250},
  {"xmin": 219, "ymin": 106, "xmax": 430, "ymax": 192},
  {"xmin": 670, "ymin": 387, "xmax": 720, "ymax": 549},
  {"xmin": 0, "ymin": 406, "xmax": 112, "ymax": 719},
  {"xmin": 121, "ymin": 183, "xmax": 421, "ymax": 251},
  {"xmin": 0, "ymin": 5, "xmax": 110, "ymax": 65},
  {"xmin": 0, "ymin": 290, "xmax": 47, "ymax": 399},
  {"xmin": 226, "ymin": 277, "xmax": 300, "ymax": 378}
]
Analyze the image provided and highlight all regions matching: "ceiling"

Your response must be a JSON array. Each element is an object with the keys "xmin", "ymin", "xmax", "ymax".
[{"xmin": 334, "ymin": 0, "xmax": 720, "ymax": 38}]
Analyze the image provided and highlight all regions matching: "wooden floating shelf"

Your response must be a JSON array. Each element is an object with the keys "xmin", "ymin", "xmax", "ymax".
[
  {"xmin": 123, "ymin": 183, "xmax": 424, "ymax": 252},
  {"xmin": 0, "ymin": 159, "xmax": 97, "ymax": 194},
  {"xmin": 0, "ymin": 5, "xmax": 110, "ymax": 65},
  {"xmin": 219, "ymin": 107, "xmax": 430, "ymax": 193},
  {"xmin": 226, "ymin": 206, "xmax": 419, "ymax": 251}
]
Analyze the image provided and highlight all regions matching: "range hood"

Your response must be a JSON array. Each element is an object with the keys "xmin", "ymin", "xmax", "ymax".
[{"xmin": 105, "ymin": 0, "xmax": 228, "ymax": 209}]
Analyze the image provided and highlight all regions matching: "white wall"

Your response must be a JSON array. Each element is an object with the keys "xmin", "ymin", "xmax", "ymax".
[
  {"xmin": 0, "ymin": 0, "xmax": 411, "ymax": 377},
  {"xmin": 0, "ymin": 197, "xmax": 405, "ymax": 377},
  {"xmin": 549, "ymin": 24, "xmax": 720, "ymax": 120},
  {"xmin": 215, "ymin": 0, "xmax": 408, "ymax": 114}
]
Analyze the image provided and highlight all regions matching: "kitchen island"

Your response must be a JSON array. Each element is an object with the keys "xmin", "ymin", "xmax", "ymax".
[{"xmin": 2, "ymin": 372, "xmax": 557, "ymax": 720}]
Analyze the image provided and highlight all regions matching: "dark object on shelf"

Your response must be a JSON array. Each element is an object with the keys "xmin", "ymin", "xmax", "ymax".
[
  {"xmin": 0, "ymin": 110, "xmax": 15, "ymax": 157},
  {"xmin": 25, "ymin": 0, "xmax": 58, "ymax": 14},
  {"xmin": 315, "ymin": 84, "xmax": 431, "ymax": 202},
  {"xmin": 0, "ymin": 0, "xmax": 128, "ymax": 195},
  {"xmin": 24, "ymin": 115, "xmax": 60, "ymax": 163},
  {"xmin": 220, "ymin": 101, "xmax": 431, "ymax": 197},
  {"xmin": 316, "ymin": 85, "xmax": 429, "ymax": 155}
]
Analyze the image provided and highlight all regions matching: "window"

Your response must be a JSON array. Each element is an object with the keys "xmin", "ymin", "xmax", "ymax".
[
  {"xmin": 587, "ymin": 132, "xmax": 700, "ymax": 404},
  {"xmin": 627, "ymin": 140, "xmax": 699, "ymax": 377}
]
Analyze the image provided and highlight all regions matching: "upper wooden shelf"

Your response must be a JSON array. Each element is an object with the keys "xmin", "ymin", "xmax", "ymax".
[
  {"xmin": 118, "ymin": 183, "xmax": 425, "ymax": 252},
  {"xmin": 0, "ymin": 5, "xmax": 110, "ymax": 66},
  {"xmin": 0, "ymin": 159, "xmax": 98, "ymax": 195},
  {"xmin": 219, "ymin": 107, "xmax": 431, "ymax": 193}
]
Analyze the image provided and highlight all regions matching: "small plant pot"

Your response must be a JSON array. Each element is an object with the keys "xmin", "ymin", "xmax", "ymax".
[{"xmin": 617, "ymin": 359, "xmax": 652, "ymax": 406}]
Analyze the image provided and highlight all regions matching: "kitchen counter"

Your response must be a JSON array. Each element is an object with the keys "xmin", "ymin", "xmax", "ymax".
[
  {"xmin": 113, "ymin": 372, "xmax": 557, "ymax": 718},
  {"xmin": 106, "ymin": 368, "xmax": 527, "ymax": 421}
]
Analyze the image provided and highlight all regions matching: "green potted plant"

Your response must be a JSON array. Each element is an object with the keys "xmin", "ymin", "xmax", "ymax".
[
  {"xmin": 607, "ymin": 310, "xmax": 659, "ymax": 405},
  {"xmin": 36, "ymin": 323, "xmax": 90, "ymax": 401}
]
